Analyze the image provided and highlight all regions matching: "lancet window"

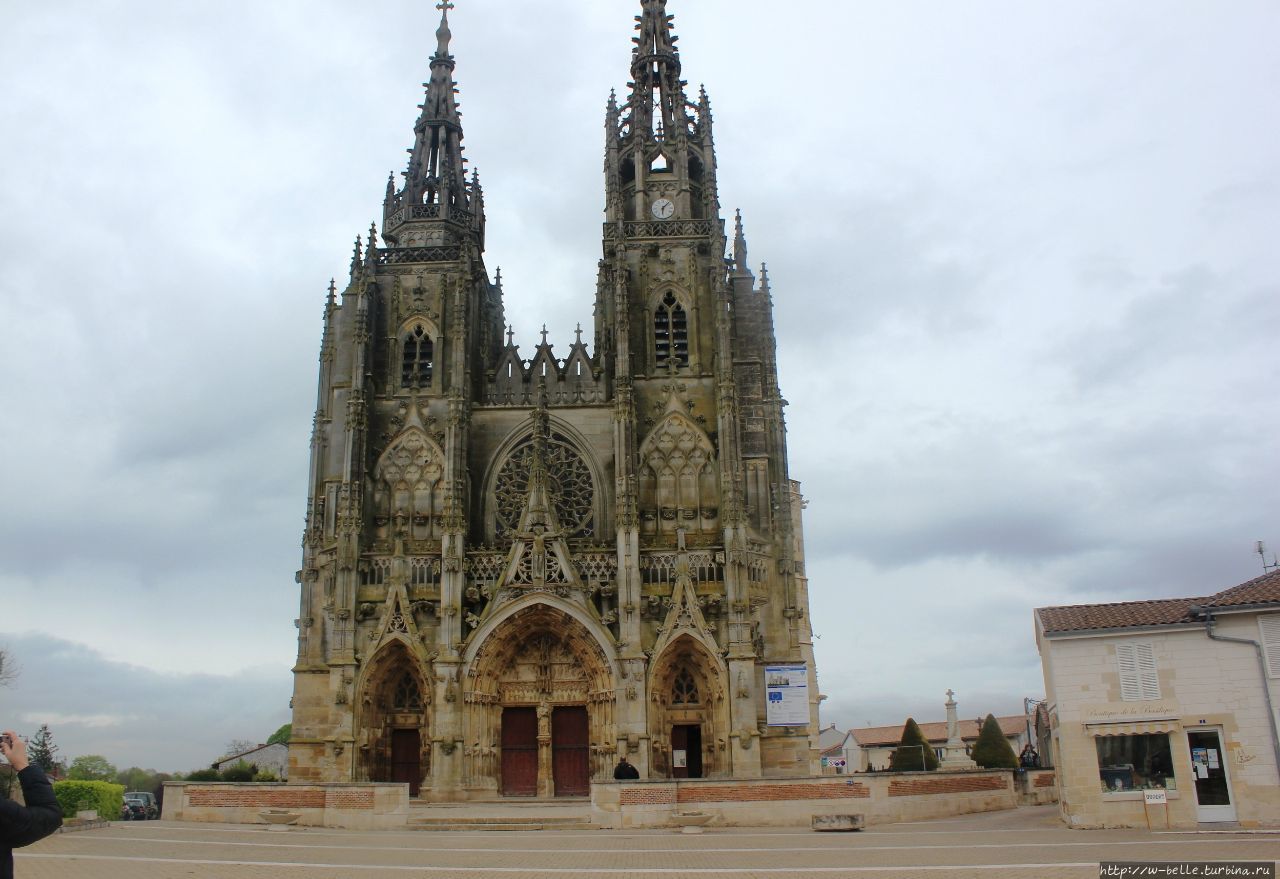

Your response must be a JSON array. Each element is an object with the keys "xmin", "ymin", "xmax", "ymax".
[
  {"xmin": 671, "ymin": 668, "xmax": 700, "ymax": 705},
  {"xmin": 401, "ymin": 324, "xmax": 434, "ymax": 388},
  {"xmin": 392, "ymin": 673, "xmax": 423, "ymax": 711},
  {"xmin": 654, "ymin": 291, "xmax": 688, "ymax": 367}
]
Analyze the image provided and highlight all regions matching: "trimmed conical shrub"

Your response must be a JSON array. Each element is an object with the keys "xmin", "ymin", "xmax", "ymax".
[
  {"xmin": 889, "ymin": 717, "xmax": 939, "ymax": 771},
  {"xmin": 970, "ymin": 713, "xmax": 1018, "ymax": 769}
]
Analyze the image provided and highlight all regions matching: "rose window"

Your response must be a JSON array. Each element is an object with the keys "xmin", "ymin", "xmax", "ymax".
[{"xmin": 494, "ymin": 433, "xmax": 595, "ymax": 539}]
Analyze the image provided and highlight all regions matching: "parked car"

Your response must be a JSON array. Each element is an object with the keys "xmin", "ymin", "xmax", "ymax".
[
  {"xmin": 121, "ymin": 797, "xmax": 148, "ymax": 821},
  {"xmin": 124, "ymin": 791, "xmax": 159, "ymax": 819}
]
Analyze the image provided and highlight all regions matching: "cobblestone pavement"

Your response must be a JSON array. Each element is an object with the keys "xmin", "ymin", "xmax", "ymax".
[{"xmin": 15, "ymin": 806, "xmax": 1280, "ymax": 879}]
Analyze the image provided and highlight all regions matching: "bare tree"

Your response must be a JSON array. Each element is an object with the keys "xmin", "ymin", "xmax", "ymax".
[
  {"xmin": 0, "ymin": 647, "xmax": 16, "ymax": 687},
  {"xmin": 222, "ymin": 739, "xmax": 257, "ymax": 759}
]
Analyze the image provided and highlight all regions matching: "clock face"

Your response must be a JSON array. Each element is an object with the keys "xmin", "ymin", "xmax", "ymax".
[{"xmin": 651, "ymin": 198, "xmax": 675, "ymax": 220}]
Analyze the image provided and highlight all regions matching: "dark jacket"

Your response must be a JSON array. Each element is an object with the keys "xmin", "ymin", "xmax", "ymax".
[
  {"xmin": 613, "ymin": 760, "xmax": 640, "ymax": 780},
  {"xmin": 2, "ymin": 765, "xmax": 63, "ymax": 879}
]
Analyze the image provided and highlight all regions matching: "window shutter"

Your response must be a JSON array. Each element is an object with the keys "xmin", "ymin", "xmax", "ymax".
[
  {"xmin": 1116, "ymin": 644, "xmax": 1141, "ymax": 701},
  {"xmin": 1135, "ymin": 643, "xmax": 1161, "ymax": 700},
  {"xmin": 1117, "ymin": 642, "xmax": 1159, "ymax": 701},
  {"xmin": 1260, "ymin": 616, "xmax": 1280, "ymax": 678}
]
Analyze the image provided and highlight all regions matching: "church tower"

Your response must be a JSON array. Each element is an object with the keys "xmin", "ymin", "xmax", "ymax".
[{"xmin": 289, "ymin": 0, "xmax": 820, "ymax": 798}]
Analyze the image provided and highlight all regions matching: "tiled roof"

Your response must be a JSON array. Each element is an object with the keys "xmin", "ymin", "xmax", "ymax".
[
  {"xmin": 1204, "ymin": 569, "xmax": 1280, "ymax": 608},
  {"xmin": 1036, "ymin": 597, "xmax": 1204, "ymax": 634},
  {"xmin": 1038, "ymin": 569, "xmax": 1280, "ymax": 635},
  {"xmin": 1034, "ymin": 568, "xmax": 1280, "ymax": 637},
  {"xmin": 217, "ymin": 742, "xmax": 284, "ymax": 764},
  {"xmin": 851, "ymin": 715, "xmax": 1026, "ymax": 748}
]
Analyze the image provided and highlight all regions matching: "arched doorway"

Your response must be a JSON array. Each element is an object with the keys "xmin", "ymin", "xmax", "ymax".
[
  {"xmin": 354, "ymin": 640, "xmax": 431, "ymax": 796},
  {"xmin": 648, "ymin": 635, "xmax": 729, "ymax": 779},
  {"xmin": 464, "ymin": 602, "xmax": 617, "ymax": 797}
]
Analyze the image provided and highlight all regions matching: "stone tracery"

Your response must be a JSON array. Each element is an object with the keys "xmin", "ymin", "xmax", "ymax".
[
  {"xmin": 639, "ymin": 413, "xmax": 719, "ymax": 535},
  {"xmin": 373, "ymin": 429, "xmax": 445, "ymax": 541},
  {"xmin": 493, "ymin": 432, "xmax": 595, "ymax": 540}
]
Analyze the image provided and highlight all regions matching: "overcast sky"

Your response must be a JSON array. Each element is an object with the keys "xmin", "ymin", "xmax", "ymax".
[{"xmin": 1, "ymin": 0, "xmax": 1277, "ymax": 772}]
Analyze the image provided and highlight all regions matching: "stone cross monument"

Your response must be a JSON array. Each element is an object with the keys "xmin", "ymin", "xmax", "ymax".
[{"xmin": 939, "ymin": 689, "xmax": 977, "ymax": 770}]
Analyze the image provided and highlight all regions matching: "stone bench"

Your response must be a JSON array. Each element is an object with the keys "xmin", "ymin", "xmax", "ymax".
[{"xmin": 812, "ymin": 813, "xmax": 865, "ymax": 832}]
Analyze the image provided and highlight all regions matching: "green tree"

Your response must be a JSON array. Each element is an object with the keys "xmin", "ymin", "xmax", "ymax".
[
  {"xmin": 27, "ymin": 725, "xmax": 58, "ymax": 774},
  {"xmin": 67, "ymin": 754, "xmax": 118, "ymax": 782},
  {"xmin": 970, "ymin": 714, "xmax": 1019, "ymax": 769},
  {"xmin": 117, "ymin": 766, "xmax": 171, "ymax": 795},
  {"xmin": 266, "ymin": 723, "xmax": 292, "ymax": 746},
  {"xmin": 889, "ymin": 717, "xmax": 939, "ymax": 771}
]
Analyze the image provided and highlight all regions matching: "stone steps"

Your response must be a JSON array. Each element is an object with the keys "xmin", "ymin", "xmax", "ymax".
[{"xmin": 406, "ymin": 799, "xmax": 597, "ymax": 832}]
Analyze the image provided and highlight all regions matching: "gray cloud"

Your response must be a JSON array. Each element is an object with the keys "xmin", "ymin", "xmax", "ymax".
[
  {"xmin": 0, "ymin": 633, "xmax": 290, "ymax": 772},
  {"xmin": 1, "ymin": 0, "xmax": 1277, "ymax": 761}
]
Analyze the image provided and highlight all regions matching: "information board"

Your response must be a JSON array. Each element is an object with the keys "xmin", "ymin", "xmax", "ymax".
[{"xmin": 765, "ymin": 664, "xmax": 809, "ymax": 726}]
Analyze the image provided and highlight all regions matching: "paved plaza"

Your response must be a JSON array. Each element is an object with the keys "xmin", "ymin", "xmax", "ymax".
[{"xmin": 15, "ymin": 806, "xmax": 1280, "ymax": 879}]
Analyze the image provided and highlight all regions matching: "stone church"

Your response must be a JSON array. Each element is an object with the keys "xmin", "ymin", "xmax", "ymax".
[{"xmin": 288, "ymin": 0, "xmax": 820, "ymax": 799}]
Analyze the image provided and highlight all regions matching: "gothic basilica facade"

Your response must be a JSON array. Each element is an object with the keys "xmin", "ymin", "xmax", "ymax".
[{"xmin": 289, "ymin": 0, "xmax": 821, "ymax": 798}]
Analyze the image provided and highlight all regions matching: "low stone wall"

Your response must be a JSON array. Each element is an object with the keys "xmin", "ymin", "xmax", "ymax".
[
  {"xmin": 1015, "ymin": 769, "xmax": 1058, "ymax": 806},
  {"xmin": 161, "ymin": 782, "xmax": 410, "ymax": 830},
  {"xmin": 592, "ymin": 770, "xmax": 1017, "ymax": 829}
]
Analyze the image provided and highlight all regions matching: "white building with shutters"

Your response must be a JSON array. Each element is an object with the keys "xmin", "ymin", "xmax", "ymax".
[{"xmin": 1035, "ymin": 569, "xmax": 1280, "ymax": 828}]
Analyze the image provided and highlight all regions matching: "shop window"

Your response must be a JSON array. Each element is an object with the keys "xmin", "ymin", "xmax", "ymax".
[{"xmin": 1095, "ymin": 734, "xmax": 1174, "ymax": 792}]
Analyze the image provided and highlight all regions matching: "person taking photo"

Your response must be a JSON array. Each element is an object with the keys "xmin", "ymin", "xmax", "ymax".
[{"xmin": 1, "ymin": 730, "xmax": 62, "ymax": 879}]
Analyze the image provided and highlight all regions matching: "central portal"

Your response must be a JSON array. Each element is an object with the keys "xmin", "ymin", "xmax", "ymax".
[
  {"xmin": 468, "ymin": 601, "xmax": 619, "ymax": 797},
  {"xmin": 498, "ymin": 704, "xmax": 591, "ymax": 797}
]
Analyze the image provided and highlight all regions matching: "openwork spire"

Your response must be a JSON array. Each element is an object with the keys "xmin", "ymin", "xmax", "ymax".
[
  {"xmin": 403, "ymin": 0, "xmax": 468, "ymax": 209},
  {"xmin": 628, "ymin": 0, "xmax": 692, "ymax": 139}
]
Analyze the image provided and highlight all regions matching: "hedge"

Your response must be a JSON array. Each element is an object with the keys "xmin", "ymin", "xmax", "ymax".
[{"xmin": 53, "ymin": 780, "xmax": 124, "ymax": 820}]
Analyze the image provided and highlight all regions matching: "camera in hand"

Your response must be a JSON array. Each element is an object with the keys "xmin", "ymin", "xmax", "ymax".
[{"xmin": 1, "ymin": 734, "xmax": 11, "ymax": 748}]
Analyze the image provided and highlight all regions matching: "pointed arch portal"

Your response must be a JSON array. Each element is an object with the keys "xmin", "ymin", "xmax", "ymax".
[
  {"xmin": 648, "ymin": 633, "xmax": 729, "ymax": 779},
  {"xmin": 354, "ymin": 639, "xmax": 432, "ymax": 796},
  {"xmin": 464, "ymin": 601, "xmax": 617, "ymax": 797}
]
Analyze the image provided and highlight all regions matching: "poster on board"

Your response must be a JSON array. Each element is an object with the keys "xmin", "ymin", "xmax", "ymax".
[{"xmin": 765, "ymin": 664, "xmax": 809, "ymax": 726}]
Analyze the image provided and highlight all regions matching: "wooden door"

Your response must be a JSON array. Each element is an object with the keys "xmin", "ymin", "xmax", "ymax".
[
  {"xmin": 670, "ymin": 725, "xmax": 703, "ymax": 779},
  {"xmin": 501, "ymin": 708, "xmax": 538, "ymax": 797},
  {"xmin": 552, "ymin": 706, "xmax": 590, "ymax": 797},
  {"xmin": 686, "ymin": 725, "xmax": 703, "ymax": 778},
  {"xmin": 390, "ymin": 729, "xmax": 421, "ymax": 797}
]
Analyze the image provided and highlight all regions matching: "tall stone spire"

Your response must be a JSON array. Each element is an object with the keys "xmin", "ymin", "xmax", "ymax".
[
  {"xmin": 628, "ymin": 0, "xmax": 691, "ymax": 139},
  {"xmin": 402, "ymin": 1, "xmax": 469, "ymax": 212}
]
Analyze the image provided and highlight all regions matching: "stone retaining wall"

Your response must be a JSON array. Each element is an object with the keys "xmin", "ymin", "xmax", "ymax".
[
  {"xmin": 1015, "ymin": 769, "xmax": 1059, "ymax": 806},
  {"xmin": 592, "ymin": 770, "xmax": 1017, "ymax": 829},
  {"xmin": 162, "ymin": 782, "xmax": 409, "ymax": 830}
]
